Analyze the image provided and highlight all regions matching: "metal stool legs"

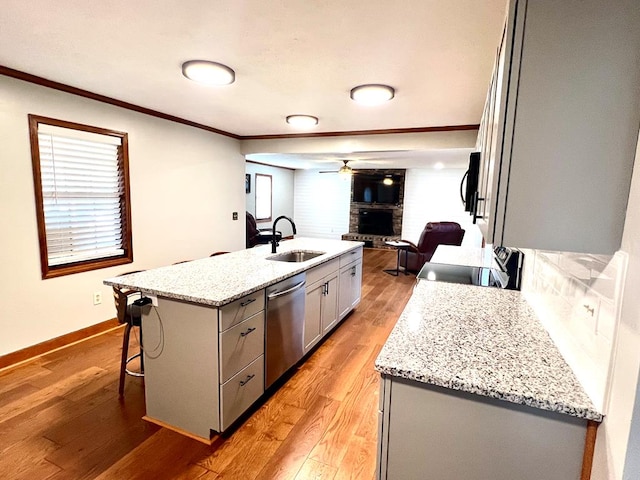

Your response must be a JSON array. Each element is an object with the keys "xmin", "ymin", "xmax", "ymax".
[{"xmin": 119, "ymin": 322, "xmax": 144, "ymax": 396}]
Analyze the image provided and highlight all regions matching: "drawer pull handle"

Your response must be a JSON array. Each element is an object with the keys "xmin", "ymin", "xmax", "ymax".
[
  {"xmin": 239, "ymin": 374, "xmax": 255, "ymax": 387},
  {"xmin": 240, "ymin": 327, "xmax": 257, "ymax": 337},
  {"xmin": 240, "ymin": 298, "xmax": 256, "ymax": 307}
]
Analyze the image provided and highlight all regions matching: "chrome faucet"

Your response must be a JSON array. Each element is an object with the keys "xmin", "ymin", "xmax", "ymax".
[{"xmin": 271, "ymin": 215, "xmax": 297, "ymax": 253}]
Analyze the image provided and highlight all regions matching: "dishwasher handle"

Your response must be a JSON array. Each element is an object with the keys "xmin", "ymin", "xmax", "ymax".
[{"xmin": 267, "ymin": 280, "xmax": 306, "ymax": 300}]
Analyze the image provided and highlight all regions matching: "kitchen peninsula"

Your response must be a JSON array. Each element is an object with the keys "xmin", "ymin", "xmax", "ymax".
[
  {"xmin": 375, "ymin": 255, "xmax": 601, "ymax": 480},
  {"xmin": 104, "ymin": 238, "xmax": 363, "ymax": 442}
]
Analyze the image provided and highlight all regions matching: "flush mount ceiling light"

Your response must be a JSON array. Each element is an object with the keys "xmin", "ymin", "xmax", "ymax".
[
  {"xmin": 383, "ymin": 176, "xmax": 394, "ymax": 185},
  {"xmin": 182, "ymin": 60, "xmax": 235, "ymax": 85},
  {"xmin": 286, "ymin": 115, "xmax": 319, "ymax": 129},
  {"xmin": 350, "ymin": 84, "xmax": 395, "ymax": 106}
]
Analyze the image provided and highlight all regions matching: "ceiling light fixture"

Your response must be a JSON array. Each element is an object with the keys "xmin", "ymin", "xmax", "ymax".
[
  {"xmin": 182, "ymin": 60, "xmax": 235, "ymax": 85},
  {"xmin": 350, "ymin": 84, "xmax": 395, "ymax": 106},
  {"xmin": 338, "ymin": 163, "xmax": 353, "ymax": 175},
  {"xmin": 286, "ymin": 115, "xmax": 319, "ymax": 129},
  {"xmin": 383, "ymin": 176, "xmax": 394, "ymax": 186}
]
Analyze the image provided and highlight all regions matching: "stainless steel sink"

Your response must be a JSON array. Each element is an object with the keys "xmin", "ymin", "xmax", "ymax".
[{"xmin": 267, "ymin": 250, "xmax": 325, "ymax": 263}]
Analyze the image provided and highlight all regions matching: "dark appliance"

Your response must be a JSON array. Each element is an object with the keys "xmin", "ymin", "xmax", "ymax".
[
  {"xmin": 460, "ymin": 152, "xmax": 480, "ymax": 215},
  {"xmin": 416, "ymin": 246, "xmax": 524, "ymax": 290},
  {"xmin": 353, "ymin": 173, "xmax": 401, "ymax": 205}
]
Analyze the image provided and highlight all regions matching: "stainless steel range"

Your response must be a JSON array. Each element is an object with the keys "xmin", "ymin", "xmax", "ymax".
[{"xmin": 417, "ymin": 246, "xmax": 525, "ymax": 290}]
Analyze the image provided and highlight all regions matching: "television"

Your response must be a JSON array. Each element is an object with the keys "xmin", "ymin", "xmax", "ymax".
[{"xmin": 353, "ymin": 173, "xmax": 401, "ymax": 205}]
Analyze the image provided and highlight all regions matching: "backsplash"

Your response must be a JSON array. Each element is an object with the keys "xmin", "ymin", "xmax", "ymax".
[{"xmin": 520, "ymin": 249, "xmax": 628, "ymax": 413}]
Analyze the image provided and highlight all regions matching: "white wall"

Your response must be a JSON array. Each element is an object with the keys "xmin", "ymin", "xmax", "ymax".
[
  {"xmin": 401, "ymin": 168, "xmax": 483, "ymax": 246},
  {"xmin": 0, "ymin": 76, "xmax": 245, "ymax": 356},
  {"xmin": 245, "ymin": 162, "xmax": 295, "ymax": 236},
  {"xmin": 293, "ymin": 169, "xmax": 351, "ymax": 239},
  {"xmin": 521, "ymin": 250, "xmax": 627, "ymax": 414},
  {"xmin": 592, "ymin": 129, "xmax": 640, "ymax": 480}
]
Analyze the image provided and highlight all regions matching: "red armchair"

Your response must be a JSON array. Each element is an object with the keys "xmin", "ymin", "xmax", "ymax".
[
  {"xmin": 399, "ymin": 222, "xmax": 466, "ymax": 273},
  {"xmin": 246, "ymin": 211, "xmax": 282, "ymax": 248}
]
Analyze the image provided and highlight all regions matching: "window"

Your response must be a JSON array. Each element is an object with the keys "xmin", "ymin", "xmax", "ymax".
[
  {"xmin": 255, "ymin": 173, "xmax": 272, "ymax": 221},
  {"xmin": 28, "ymin": 115, "xmax": 133, "ymax": 279}
]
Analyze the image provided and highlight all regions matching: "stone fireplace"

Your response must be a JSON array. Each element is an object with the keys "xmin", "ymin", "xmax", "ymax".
[
  {"xmin": 341, "ymin": 169, "xmax": 405, "ymax": 248},
  {"xmin": 358, "ymin": 208, "xmax": 394, "ymax": 235}
]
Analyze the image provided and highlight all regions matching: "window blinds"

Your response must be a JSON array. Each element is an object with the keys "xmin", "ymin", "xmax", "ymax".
[{"xmin": 37, "ymin": 128, "xmax": 125, "ymax": 267}]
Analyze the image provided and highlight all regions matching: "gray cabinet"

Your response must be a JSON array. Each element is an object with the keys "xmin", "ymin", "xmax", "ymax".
[
  {"xmin": 338, "ymin": 247, "xmax": 363, "ymax": 320},
  {"xmin": 304, "ymin": 258, "xmax": 340, "ymax": 353},
  {"xmin": 141, "ymin": 290, "xmax": 265, "ymax": 440},
  {"xmin": 377, "ymin": 375, "xmax": 592, "ymax": 480},
  {"xmin": 476, "ymin": 0, "xmax": 640, "ymax": 254}
]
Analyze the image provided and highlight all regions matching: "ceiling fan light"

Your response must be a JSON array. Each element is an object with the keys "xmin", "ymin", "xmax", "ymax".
[
  {"xmin": 182, "ymin": 60, "xmax": 235, "ymax": 85},
  {"xmin": 350, "ymin": 84, "xmax": 395, "ymax": 106},
  {"xmin": 338, "ymin": 165, "xmax": 353, "ymax": 175},
  {"xmin": 286, "ymin": 115, "xmax": 319, "ymax": 129}
]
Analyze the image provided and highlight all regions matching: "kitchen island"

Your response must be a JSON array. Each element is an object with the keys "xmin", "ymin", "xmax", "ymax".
[
  {"xmin": 374, "ymin": 270, "xmax": 601, "ymax": 479},
  {"xmin": 104, "ymin": 238, "xmax": 363, "ymax": 442}
]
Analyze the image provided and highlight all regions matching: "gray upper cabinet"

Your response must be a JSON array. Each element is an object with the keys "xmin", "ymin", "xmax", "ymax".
[{"xmin": 476, "ymin": 0, "xmax": 640, "ymax": 254}]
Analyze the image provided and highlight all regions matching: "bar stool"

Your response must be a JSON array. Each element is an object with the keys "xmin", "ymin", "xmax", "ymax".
[{"xmin": 112, "ymin": 270, "xmax": 144, "ymax": 396}]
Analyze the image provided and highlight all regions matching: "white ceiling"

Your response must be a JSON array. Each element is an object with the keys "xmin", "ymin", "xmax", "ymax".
[
  {"xmin": 0, "ymin": 0, "xmax": 506, "ymax": 168},
  {"xmin": 246, "ymin": 148, "xmax": 474, "ymax": 170}
]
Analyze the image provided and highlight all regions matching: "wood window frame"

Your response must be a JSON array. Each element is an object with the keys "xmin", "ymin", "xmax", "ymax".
[
  {"xmin": 255, "ymin": 173, "xmax": 273, "ymax": 222},
  {"xmin": 28, "ymin": 114, "xmax": 133, "ymax": 279}
]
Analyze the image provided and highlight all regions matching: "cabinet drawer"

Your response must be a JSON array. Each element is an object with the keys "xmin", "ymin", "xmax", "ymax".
[
  {"xmin": 219, "ymin": 312, "xmax": 264, "ymax": 383},
  {"xmin": 220, "ymin": 355, "xmax": 264, "ymax": 431},
  {"xmin": 306, "ymin": 258, "xmax": 339, "ymax": 285},
  {"xmin": 219, "ymin": 290, "xmax": 265, "ymax": 331},
  {"xmin": 340, "ymin": 247, "xmax": 363, "ymax": 267}
]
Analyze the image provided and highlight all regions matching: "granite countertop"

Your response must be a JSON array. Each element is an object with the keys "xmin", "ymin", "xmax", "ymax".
[
  {"xmin": 103, "ymin": 238, "xmax": 363, "ymax": 307},
  {"xmin": 374, "ymin": 281, "xmax": 602, "ymax": 422},
  {"xmin": 430, "ymin": 245, "xmax": 494, "ymax": 268}
]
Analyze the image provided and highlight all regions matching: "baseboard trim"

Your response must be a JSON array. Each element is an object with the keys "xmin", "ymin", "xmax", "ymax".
[
  {"xmin": 142, "ymin": 416, "xmax": 217, "ymax": 445},
  {"xmin": 0, "ymin": 318, "xmax": 121, "ymax": 371}
]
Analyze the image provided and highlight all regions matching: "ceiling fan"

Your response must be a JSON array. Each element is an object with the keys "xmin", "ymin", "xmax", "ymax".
[{"xmin": 319, "ymin": 160, "xmax": 360, "ymax": 175}]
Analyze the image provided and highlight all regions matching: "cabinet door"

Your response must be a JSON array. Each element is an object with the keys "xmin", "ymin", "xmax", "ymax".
[
  {"xmin": 338, "ymin": 260, "xmax": 363, "ymax": 320},
  {"xmin": 304, "ymin": 281, "xmax": 323, "ymax": 353},
  {"xmin": 349, "ymin": 260, "xmax": 362, "ymax": 310},
  {"xmin": 338, "ymin": 265, "xmax": 353, "ymax": 320},
  {"xmin": 321, "ymin": 275, "xmax": 339, "ymax": 334},
  {"xmin": 477, "ymin": 22, "xmax": 509, "ymax": 235},
  {"xmin": 219, "ymin": 312, "xmax": 264, "ymax": 383}
]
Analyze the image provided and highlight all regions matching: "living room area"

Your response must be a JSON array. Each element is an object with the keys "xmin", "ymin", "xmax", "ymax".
[{"xmin": 245, "ymin": 158, "xmax": 484, "ymax": 254}]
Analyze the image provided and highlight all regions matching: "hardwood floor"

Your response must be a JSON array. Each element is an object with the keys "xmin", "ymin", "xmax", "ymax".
[{"xmin": 0, "ymin": 248, "xmax": 415, "ymax": 480}]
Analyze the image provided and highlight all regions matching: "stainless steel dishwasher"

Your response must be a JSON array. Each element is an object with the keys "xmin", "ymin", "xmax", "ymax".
[{"xmin": 265, "ymin": 272, "xmax": 306, "ymax": 389}]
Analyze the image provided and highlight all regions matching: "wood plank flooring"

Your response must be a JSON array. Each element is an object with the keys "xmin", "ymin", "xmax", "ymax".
[{"xmin": 0, "ymin": 248, "xmax": 415, "ymax": 480}]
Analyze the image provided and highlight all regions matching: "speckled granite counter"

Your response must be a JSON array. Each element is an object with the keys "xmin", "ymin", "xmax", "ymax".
[
  {"xmin": 374, "ymin": 281, "xmax": 602, "ymax": 422},
  {"xmin": 430, "ymin": 245, "xmax": 493, "ymax": 268},
  {"xmin": 104, "ymin": 238, "xmax": 363, "ymax": 306}
]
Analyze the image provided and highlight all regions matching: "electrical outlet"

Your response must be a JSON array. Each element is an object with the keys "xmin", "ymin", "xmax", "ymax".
[
  {"xmin": 93, "ymin": 291, "xmax": 102, "ymax": 305},
  {"xmin": 232, "ymin": 211, "xmax": 238, "ymax": 220}
]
